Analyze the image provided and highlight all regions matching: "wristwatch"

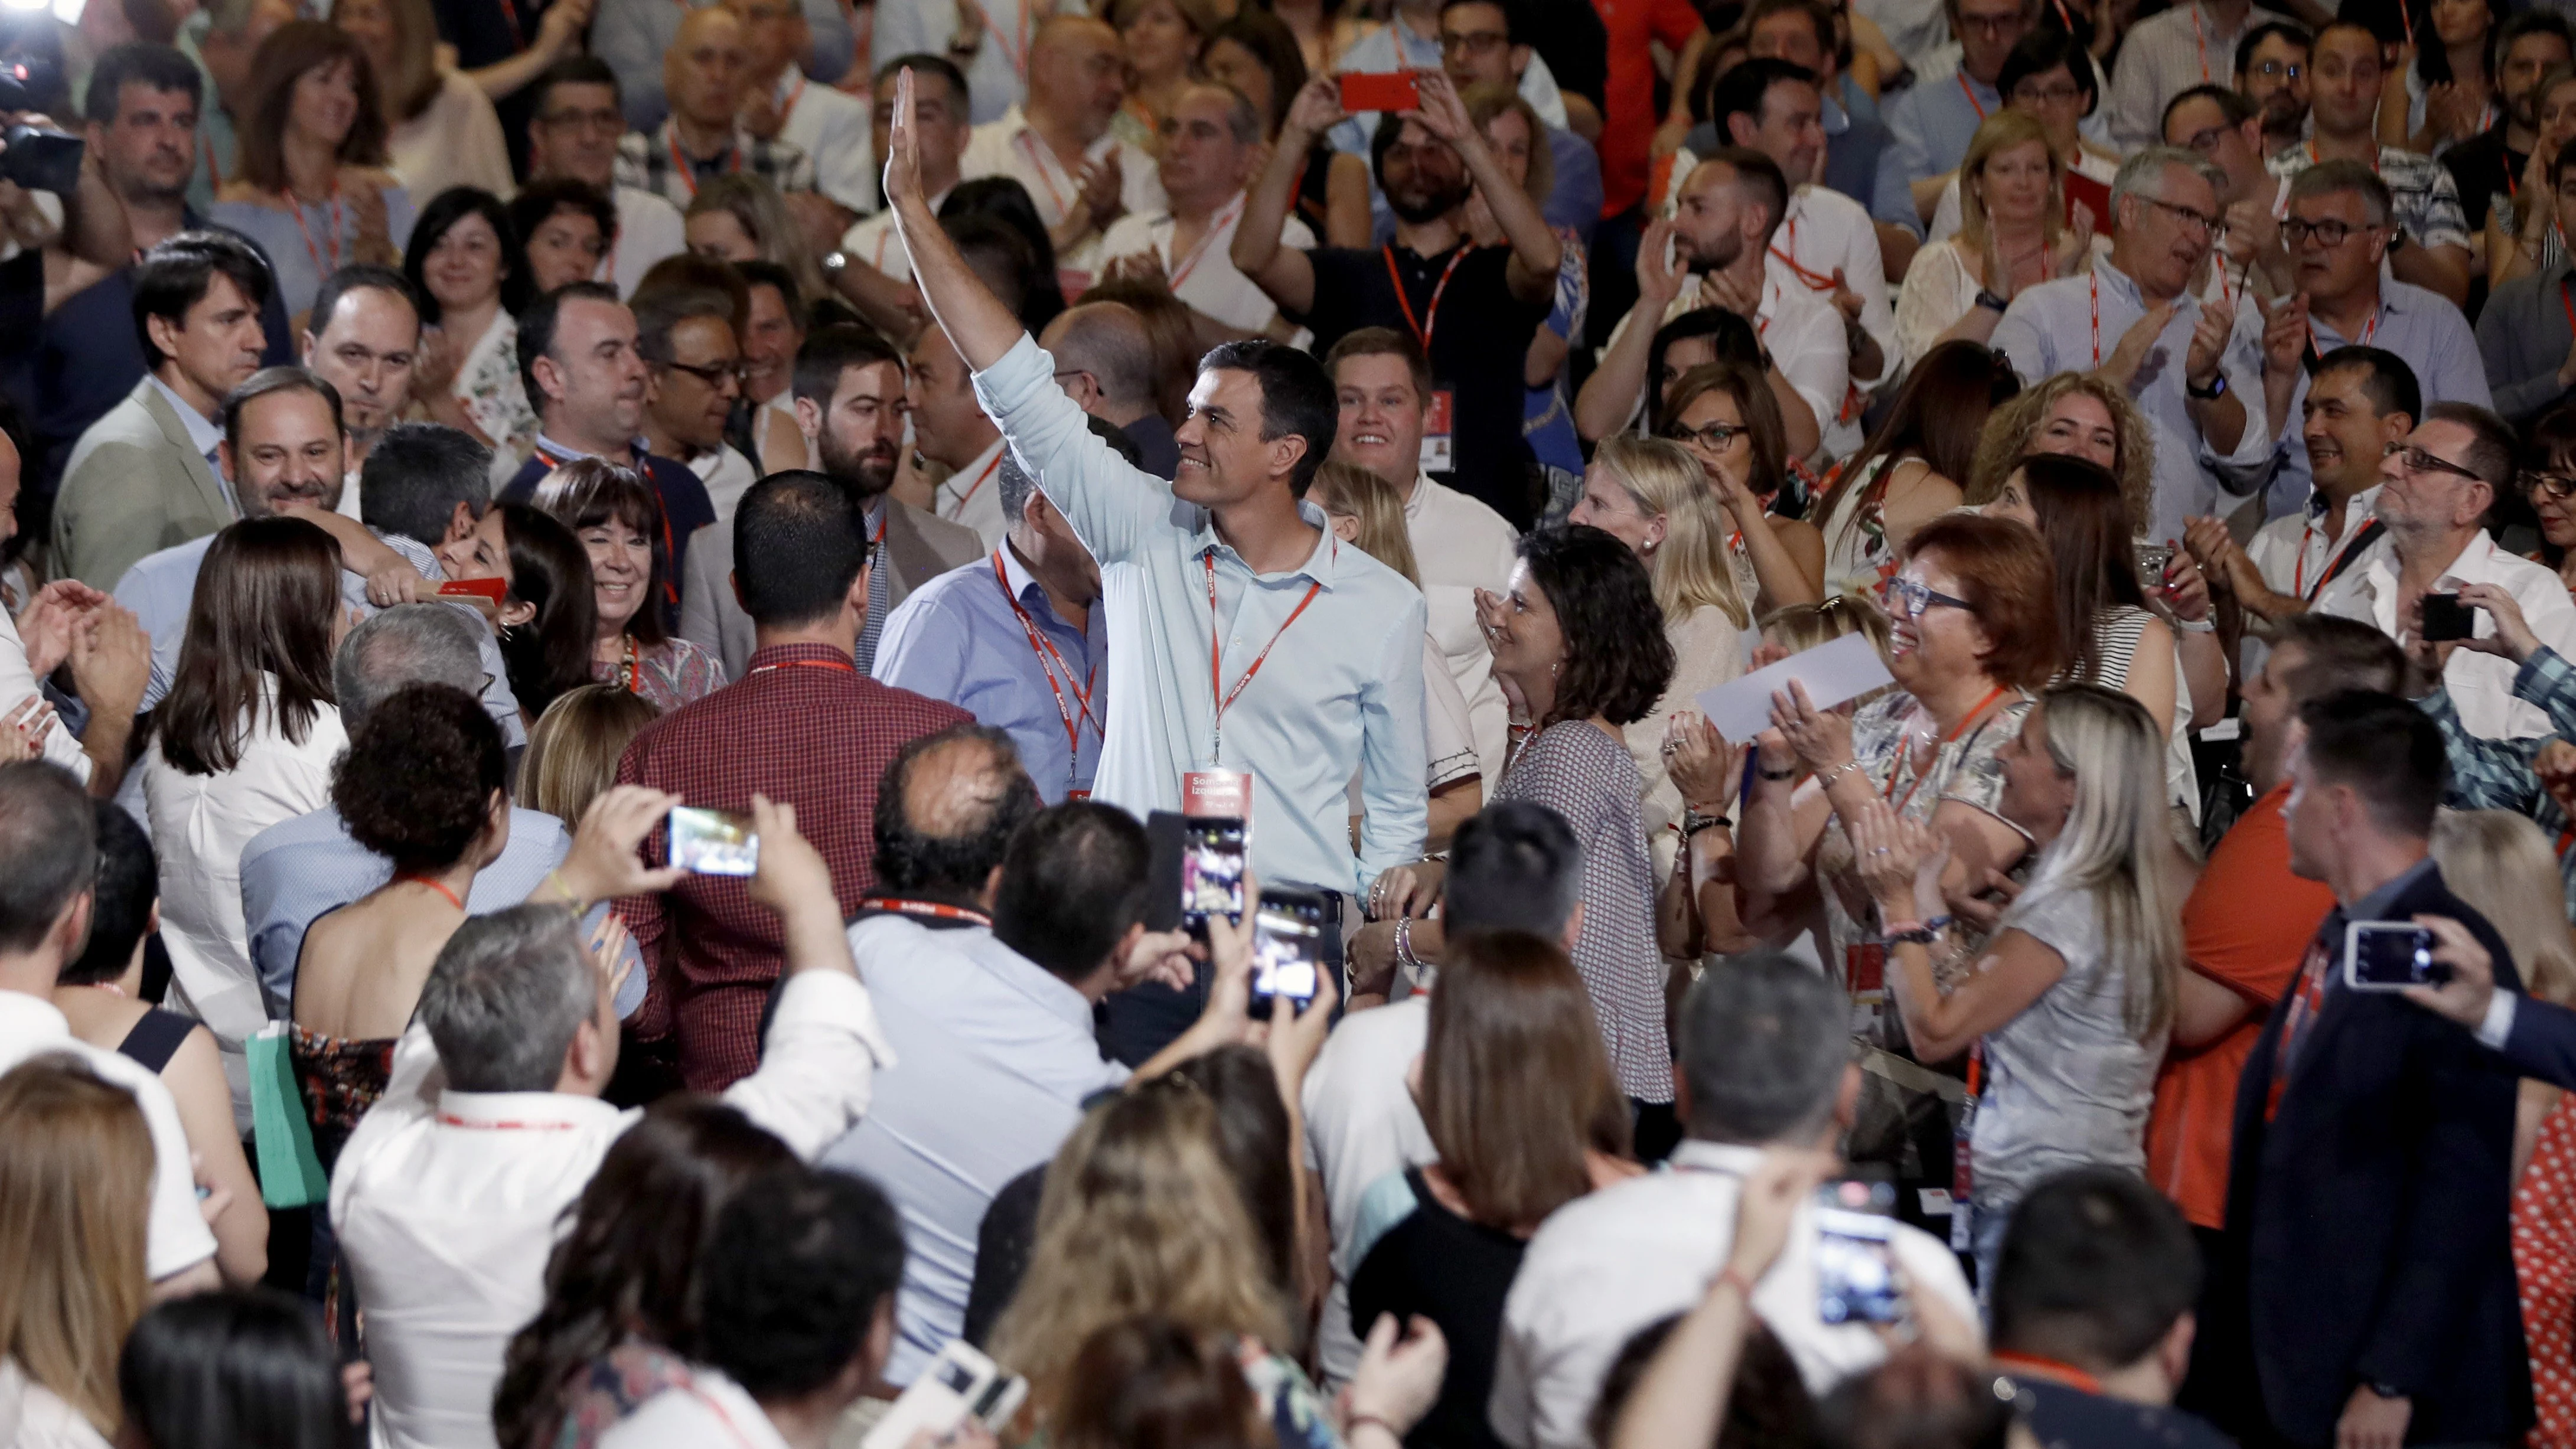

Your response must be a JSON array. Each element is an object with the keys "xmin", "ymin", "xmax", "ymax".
[
  {"xmin": 2186, "ymin": 372, "xmax": 2228, "ymax": 400},
  {"xmin": 1974, "ymin": 288, "xmax": 2010, "ymax": 313},
  {"xmin": 820, "ymin": 249, "xmax": 850, "ymax": 275}
]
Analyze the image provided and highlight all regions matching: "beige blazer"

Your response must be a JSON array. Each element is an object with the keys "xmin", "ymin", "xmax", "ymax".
[
  {"xmin": 678, "ymin": 498, "xmax": 983, "ymax": 680},
  {"xmin": 54, "ymin": 377, "xmax": 236, "ymax": 589}
]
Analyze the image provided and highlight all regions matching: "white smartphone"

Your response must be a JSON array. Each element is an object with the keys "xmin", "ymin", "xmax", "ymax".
[
  {"xmin": 2344, "ymin": 921, "xmax": 2441, "ymax": 992},
  {"xmin": 859, "ymin": 1340, "xmax": 1028, "ymax": 1449},
  {"xmin": 1664, "ymin": 230, "xmax": 1681, "ymax": 275}
]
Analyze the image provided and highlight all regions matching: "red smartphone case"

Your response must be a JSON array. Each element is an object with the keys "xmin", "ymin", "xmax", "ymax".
[{"xmin": 1339, "ymin": 71, "xmax": 1420, "ymax": 113}]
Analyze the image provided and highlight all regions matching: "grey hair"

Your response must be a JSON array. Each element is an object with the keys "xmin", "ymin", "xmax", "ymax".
[
  {"xmin": 2109, "ymin": 145, "xmax": 2226, "ymax": 221},
  {"xmin": 998, "ymin": 451, "xmax": 1038, "ymax": 526},
  {"xmin": 2008, "ymin": 684, "xmax": 2179, "ymax": 1040},
  {"xmin": 1191, "ymin": 80, "xmax": 1263, "ymax": 145},
  {"xmin": 333, "ymin": 605, "xmax": 487, "ymax": 727},
  {"xmin": 417, "ymin": 905, "xmax": 599, "ymax": 1092},
  {"xmin": 1047, "ymin": 302, "xmax": 1157, "ymax": 413},
  {"xmin": 2425, "ymin": 400, "xmax": 2518, "ymax": 492},
  {"xmin": 1678, "ymin": 952, "xmax": 1853, "ymax": 1145},
  {"xmin": 2285, "ymin": 157, "xmax": 2394, "ymax": 227}
]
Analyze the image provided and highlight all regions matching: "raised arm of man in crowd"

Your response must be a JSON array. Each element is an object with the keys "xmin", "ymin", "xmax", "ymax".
[{"xmin": 1408, "ymin": 72, "xmax": 1560, "ymax": 302}]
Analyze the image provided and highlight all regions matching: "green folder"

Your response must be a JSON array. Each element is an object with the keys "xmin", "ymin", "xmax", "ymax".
[{"xmin": 247, "ymin": 1022, "xmax": 329, "ymax": 1210}]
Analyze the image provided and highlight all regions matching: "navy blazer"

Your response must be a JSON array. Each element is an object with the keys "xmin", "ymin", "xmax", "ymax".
[
  {"xmin": 2222, "ymin": 860, "xmax": 2532, "ymax": 1446},
  {"xmin": 2495, "ymin": 994, "xmax": 2576, "ymax": 1088}
]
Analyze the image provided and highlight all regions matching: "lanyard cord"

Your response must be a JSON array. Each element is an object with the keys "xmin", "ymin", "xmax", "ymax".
[
  {"xmin": 1204, "ymin": 553, "xmax": 1323, "ymax": 764},
  {"xmin": 1382, "ymin": 244, "xmax": 1470, "ymax": 353},
  {"xmin": 993, "ymin": 549, "xmax": 1102, "ymax": 777}
]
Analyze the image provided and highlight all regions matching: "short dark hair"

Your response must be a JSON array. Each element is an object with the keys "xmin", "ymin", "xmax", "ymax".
[
  {"xmin": 2268, "ymin": 615, "xmax": 2408, "ymax": 703},
  {"xmin": 221, "ymin": 365, "xmax": 343, "ymax": 448},
  {"xmin": 0, "ymin": 763, "xmax": 97, "ymax": 955},
  {"xmin": 793, "ymin": 324, "xmax": 905, "ymax": 407},
  {"xmin": 1437, "ymin": 0, "xmax": 1525, "ymax": 43},
  {"xmin": 406, "ymin": 187, "xmax": 531, "ymax": 324},
  {"xmin": 528, "ymin": 53, "xmax": 622, "ymax": 116},
  {"xmin": 307, "ymin": 264, "xmax": 421, "ymax": 345},
  {"xmin": 1708, "ymin": 56, "xmax": 1817, "ymax": 138},
  {"xmin": 734, "ymin": 471, "xmax": 866, "ymax": 626},
  {"xmin": 1199, "ymin": 340, "xmax": 1338, "ymax": 497},
  {"xmin": 992, "ymin": 801, "xmax": 1150, "ymax": 984},
  {"xmin": 2235, "ymin": 18, "xmax": 2311, "ymax": 76},
  {"xmin": 874, "ymin": 51, "xmax": 970, "ymax": 109},
  {"xmin": 2427, "ymin": 400, "xmax": 2518, "ymax": 492},
  {"xmin": 57, "ymin": 804, "xmax": 154, "ymax": 988},
  {"xmin": 517, "ymin": 280, "xmax": 623, "ymax": 412},
  {"xmin": 872, "ymin": 724, "xmax": 1044, "ymax": 899},
  {"xmin": 1322, "ymin": 327, "xmax": 1433, "ymax": 402},
  {"xmin": 632, "ymin": 284, "xmax": 737, "ymax": 365},
  {"xmin": 2161, "ymin": 82, "xmax": 2255, "ymax": 135},
  {"xmin": 119, "ymin": 1290, "xmax": 348, "ymax": 1449},
  {"xmin": 1998, "ymin": 26, "xmax": 2096, "ymax": 111},
  {"xmin": 1646, "ymin": 309, "xmax": 1765, "ymax": 435},
  {"xmin": 1443, "ymin": 802, "xmax": 1583, "ymax": 941},
  {"xmin": 700, "ymin": 1167, "xmax": 907, "ymax": 1401},
  {"xmin": 2297, "ymin": 690, "xmax": 2447, "ymax": 839},
  {"xmin": 1695, "ymin": 146, "xmax": 1790, "ymax": 242},
  {"xmin": 83, "ymin": 42, "xmax": 202, "ymax": 126},
  {"xmin": 2500, "ymin": 9, "xmax": 2574, "ymax": 72},
  {"xmin": 360, "ymin": 422, "xmax": 492, "ymax": 547},
  {"xmin": 133, "ymin": 231, "xmax": 273, "ymax": 368},
  {"xmin": 1991, "ymin": 1169, "xmax": 2200, "ymax": 1373},
  {"xmin": 2313, "ymin": 345, "xmax": 2421, "ymax": 425},
  {"xmin": 335, "ymin": 684, "xmax": 506, "ymax": 876},
  {"xmin": 736, "ymin": 258, "xmax": 803, "ymax": 317},
  {"xmin": 1517, "ymin": 526, "xmax": 1674, "ymax": 728},
  {"xmin": 1202, "ymin": 13, "xmax": 1306, "ymax": 135},
  {"xmin": 1678, "ymin": 951, "xmax": 1850, "ymax": 1144},
  {"xmin": 506, "ymin": 178, "xmax": 618, "ymax": 266}
]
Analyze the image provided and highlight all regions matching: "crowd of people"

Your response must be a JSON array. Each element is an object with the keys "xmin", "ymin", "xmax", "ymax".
[{"xmin": 19, "ymin": 0, "xmax": 2576, "ymax": 1444}]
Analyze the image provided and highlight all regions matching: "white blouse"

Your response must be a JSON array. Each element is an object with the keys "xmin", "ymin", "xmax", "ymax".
[
  {"xmin": 387, "ymin": 70, "xmax": 516, "ymax": 206},
  {"xmin": 1893, "ymin": 239, "xmax": 1982, "ymax": 374},
  {"xmin": 1624, "ymin": 601, "xmax": 1748, "ymax": 876}
]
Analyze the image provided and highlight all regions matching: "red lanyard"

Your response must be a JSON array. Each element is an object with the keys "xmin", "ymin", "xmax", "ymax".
[
  {"xmin": 2307, "ymin": 141, "xmax": 2382, "ymax": 175},
  {"xmin": 1768, "ymin": 214, "xmax": 1838, "ymax": 292},
  {"xmin": 2088, "ymin": 274, "xmax": 2101, "ymax": 368},
  {"xmin": 1958, "ymin": 70, "xmax": 1988, "ymax": 120},
  {"xmin": 857, "ymin": 895, "xmax": 994, "ymax": 926},
  {"xmin": 1204, "ymin": 553, "xmax": 1322, "ymax": 763},
  {"xmin": 395, "ymin": 874, "xmax": 465, "ymax": 910},
  {"xmin": 949, "ymin": 450, "xmax": 1004, "ymax": 518},
  {"xmin": 983, "ymin": 0, "xmax": 1033, "ymax": 80},
  {"xmin": 2560, "ymin": 278, "xmax": 2575, "ymax": 341},
  {"xmin": 1016, "ymin": 129, "xmax": 1074, "ymax": 217},
  {"xmin": 780, "ymin": 73, "xmax": 807, "ymax": 120},
  {"xmin": 289, "ymin": 184, "xmax": 344, "ymax": 278},
  {"xmin": 1382, "ymin": 245, "xmax": 1469, "ymax": 353},
  {"xmin": 2294, "ymin": 511, "xmax": 2367, "ymax": 599},
  {"xmin": 667, "ymin": 129, "xmax": 742, "ymax": 197},
  {"xmin": 2189, "ymin": 4, "xmax": 2211, "ymax": 83},
  {"xmin": 1993, "ymin": 1352, "xmax": 2107, "ymax": 1395},
  {"xmin": 1885, "ymin": 686, "xmax": 2008, "ymax": 815},
  {"xmin": 1167, "ymin": 192, "xmax": 1247, "ymax": 290},
  {"xmin": 751, "ymin": 657, "xmax": 856, "ymax": 674},
  {"xmin": 202, "ymin": 133, "xmax": 223, "ymax": 188},
  {"xmin": 2308, "ymin": 305, "xmax": 2378, "ymax": 358},
  {"xmin": 993, "ymin": 549, "xmax": 1101, "ymax": 772}
]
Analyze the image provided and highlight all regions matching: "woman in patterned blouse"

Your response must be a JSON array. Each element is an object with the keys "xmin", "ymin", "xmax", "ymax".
[{"xmin": 530, "ymin": 459, "xmax": 728, "ymax": 713}]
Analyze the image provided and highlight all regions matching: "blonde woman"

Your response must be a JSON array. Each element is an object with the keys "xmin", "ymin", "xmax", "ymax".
[
  {"xmin": 1853, "ymin": 684, "xmax": 2189, "ymax": 1285},
  {"xmin": 1894, "ymin": 112, "xmax": 2089, "ymax": 370},
  {"xmin": 516, "ymin": 684, "xmax": 661, "ymax": 827},
  {"xmin": 684, "ymin": 175, "xmax": 829, "ymax": 313},
  {"xmin": 2428, "ymin": 808, "xmax": 2576, "ymax": 1440},
  {"xmin": 1311, "ymin": 462, "xmax": 1482, "ymax": 853},
  {"xmin": 1567, "ymin": 435, "xmax": 1748, "ymax": 868},
  {"xmin": 332, "ymin": 0, "xmax": 514, "ymax": 204},
  {"xmin": 0, "ymin": 1056, "xmax": 155, "ymax": 1448},
  {"xmin": 1966, "ymin": 370, "xmax": 2158, "ymax": 539}
]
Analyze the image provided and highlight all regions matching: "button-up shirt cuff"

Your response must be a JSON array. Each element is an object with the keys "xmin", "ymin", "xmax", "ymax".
[
  {"xmin": 2516, "ymin": 645, "xmax": 2571, "ymax": 704},
  {"xmin": 2476, "ymin": 987, "xmax": 2518, "ymax": 1051}
]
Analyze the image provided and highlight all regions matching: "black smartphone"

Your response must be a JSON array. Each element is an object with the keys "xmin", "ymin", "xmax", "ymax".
[
  {"xmin": 2420, "ymin": 592, "xmax": 2478, "ymax": 642},
  {"xmin": 1815, "ymin": 1175, "xmax": 1903, "ymax": 1326},
  {"xmin": 1250, "ymin": 885, "xmax": 1328, "ymax": 1019},
  {"xmin": 2345, "ymin": 921, "xmax": 2443, "ymax": 991}
]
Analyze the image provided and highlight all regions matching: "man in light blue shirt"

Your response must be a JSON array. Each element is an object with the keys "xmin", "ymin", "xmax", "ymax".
[
  {"xmin": 873, "ymin": 454, "xmax": 1107, "ymax": 803},
  {"xmin": 237, "ymin": 606, "xmax": 630, "ymax": 1017},
  {"xmin": 1992, "ymin": 148, "xmax": 2273, "ymax": 541},
  {"xmin": 883, "ymin": 66, "xmax": 1430, "ymax": 904},
  {"xmin": 1875, "ymin": 0, "xmax": 2034, "ymax": 234}
]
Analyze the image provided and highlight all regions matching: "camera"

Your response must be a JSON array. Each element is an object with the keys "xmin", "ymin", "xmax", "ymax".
[{"xmin": 0, "ymin": 55, "xmax": 84, "ymax": 197}]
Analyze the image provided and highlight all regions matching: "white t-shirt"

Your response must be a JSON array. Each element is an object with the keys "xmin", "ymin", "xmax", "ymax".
[
  {"xmin": 958, "ymin": 106, "xmax": 1166, "ymax": 289},
  {"xmin": 1300, "ymin": 997, "xmax": 1434, "ymax": 1386},
  {"xmin": 607, "ymin": 185, "xmax": 690, "ymax": 298},
  {"xmin": 1602, "ymin": 282, "xmax": 1852, "ymax": 462},
  {"xmin": 1097, "ymin": 194, "xmax": 1314, "ymax": 334},
  {"xmin": 775, "ymin": 67, "xmax": 877, "ymax": 215}
]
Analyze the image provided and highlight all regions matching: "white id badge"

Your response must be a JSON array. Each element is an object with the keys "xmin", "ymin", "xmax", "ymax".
[{"xmin": 1420, "ymin": 388, "xmax": 1455, "ymax": 474}]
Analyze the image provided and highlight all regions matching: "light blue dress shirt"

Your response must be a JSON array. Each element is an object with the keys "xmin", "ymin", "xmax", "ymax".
[
  {"xmin": 114, "ymin": 530, "xmax": 527, "ymax": 745},
  {"xmin": 1877, "ymin": 64, "xmax": 1998, "ymax": 235},
  {"xmin": 818, "ymin": 915, "xmax": 1128, "ymax": 1385},
  {"xmin": 144, "ymin": 373, "xmax": 234, "ymax": 513},
  {"xmin": 972, "ymin": 334, "xmax": 1430, "ymax": 896},
  {"xmin": 872, "ymin": 543, "xmax": 1108, "ymax": 804},
  {"xmin": 1991, "ymin": 259, "xmax": 2274, "ymax": 541},
  {"xmin": 235, "ymin": 803, "xmax": 640, "ymax": 1019},
  {"xmin": 2238, "ymin": 279, "xmax": 2494, "ymax": 519}
]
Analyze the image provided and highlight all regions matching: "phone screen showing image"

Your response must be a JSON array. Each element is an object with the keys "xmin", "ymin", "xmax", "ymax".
[
  {"xmin": 1814, "ymin": 1177, "xmax": 1903, "ymax": 1326},
  {"xmin": 1251, "ymin": 888, "xmax": 1328, "ymax": 1016},
  {"xmin": 2345, "ymin": 922, "xmax": 2440, "ymax": 991},
  {"xmin": 1181, "ymin": 818, "xmax": 1246, "ymax": 926},
  {"xmin": 670, "ymin": 806, "xmax": 760, "ymax": 877}
]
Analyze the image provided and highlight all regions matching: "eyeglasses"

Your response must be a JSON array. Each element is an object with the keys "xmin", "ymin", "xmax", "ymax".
[
  {"xmin": 660, "ymin": 358, "xmax": 746, "ymax": 387},
  {"xmin": 1955, "ymin": 11, "xmax": 2026, "ymax": 35},
  {"xmin": 2176, "ymin": 123, "xmax": 2231, "ymax": 154},
  {"xmin": 2248, "ymin": 58, "xmax": 2304, "ymax": 80},
  {"xmin": 2010, "ymin": 81, "xmax": 2086, "ymax": 105},
  {"xmin": 1439, "ymin": 29, "xmax": 1508, "ymax": 54},
  {"xmin": 536, "ymin": 106, "xmax": 624, "ymax": 133},
  {"xmin": 1663, "ymin": 419, "xmax": 1750, "ymax": 451},
  {"xmin": 2282, "ymin": 216, "xmax": 2375, "ymax": 247},
  {"xmin": 2135, "ymin": 194, "xmax": 2221, "ymax": 239},
  {"xmin": 2383, "ymin": 440, "xmax": 2485, "ymax": 484},
  {"xmin": 2529, "ymin": 471, "xmax": 2576, "ymax": 501},
  {"xmin": 1884, "ymin": 576, "xmax": 1975, "ymax": 618}
]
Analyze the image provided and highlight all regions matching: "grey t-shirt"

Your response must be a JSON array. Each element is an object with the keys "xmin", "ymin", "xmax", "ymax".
[{"xmin": 1970, "ymin": 873, "xmax": 2169, "ymax": 1210}]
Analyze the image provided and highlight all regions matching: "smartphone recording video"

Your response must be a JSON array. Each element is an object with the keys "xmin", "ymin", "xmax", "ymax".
[
  {"xmin": 1250, "ymin": 886, "xmax": 1328, "ymax": 1018},
  {"xmin": 670, "ymin": 805, "xmax": 759, "ymax": 877},
  {"xmin": 2345, "ymin": 921, "xmax": 2441, "ymax": 991},
  {"xmin": 1815, "ymin": 1176, "xmax": 1903, "ymax": 1326},
  {"xmin": 1181, "ymin": 817, "xmax": 1246, "ymax": 928},
  {"xmin": 2419, "ymin": 592, "xmax": 2478, "ymax": 642},
  {"xmin": 1339, "ymin": 70, "xmax": 1420, "ymax": 112}
]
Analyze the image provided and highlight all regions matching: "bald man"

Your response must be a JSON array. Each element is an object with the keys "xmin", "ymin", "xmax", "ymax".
[
  {"xmin": 957, "ymin": 15, "xmax": 1166, "ymax": 294},
  {"xmin": 614, "ymin": 6, "xmax": 818, "ymax": 211},
  {"xmin": 1098, "ymin": 82, "xmax": 1313, "ymax": 347},
  {"xmin": 592, "ymin": 0, "xmax": 853, "ymax": 133},
  {"xmin": 1039, "ymin": 302, "xmax": 1177, "ymax": 477}
]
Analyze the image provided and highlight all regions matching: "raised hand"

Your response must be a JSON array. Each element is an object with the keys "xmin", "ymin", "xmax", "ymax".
[
  {"xmin": 882, "ymin": 66, "xmax": 927, "ymax": 213},
  {"xmin": 1076, "ymin": 149, "xmax": 1125, "ymax": 229},
  {"xmin": 2260, "ymin": 291, "xmax": 2311, "ymax": 381},
  {"xmin": 1636, "ymin": 217, "xmax": 1685, "ymax": 311},
  {"xmin": 2184, "ymin": 296, "xmax": 2229, "ymax": 390},
  {"xmin": 1284, "ymin": 73, "xmax": 1346, "ymax": 141},
  {"xmin": 1408, "ymin": 70, "xmax": 1472, "ymax": 143},
  {"xmin": 547, "ymin": 785, "xmax": 689, "ymax": 909},
  {"xmin": 1664, "ymin": 712, "xmax": 1744, "ymax": 812},
  {"xmin": 2096, "ymin": 297, "xmax": 2179, "ymax": 391}
]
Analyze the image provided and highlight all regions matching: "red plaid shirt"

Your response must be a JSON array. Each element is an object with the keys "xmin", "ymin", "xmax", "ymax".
[{"xmin": 615, "ymin": 641, "xmax": 971, "ymax": 1089}]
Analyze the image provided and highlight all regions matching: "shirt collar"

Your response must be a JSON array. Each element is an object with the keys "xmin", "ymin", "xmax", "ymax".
[
  {"xmin": 1404, "ymin": 473, "xmax": 1433, "ymax": 520},
  {"xmin": 1193, "ymin": 499, "xmax": 1346, "ymax": 588},
  {"xmin": 2089, "ymin": 256, "xmax": 2144, "ymax": 308},
  {"xmin": 2349, "ymin": 854, "xmax": 2438, "ymax": 921},
  {"xmin": 1666, "ymin": 1139, "xmax": 1768, "ymax": 1174},
  {"xmin": 771, "ymin": 65, "xmax": 810, "ymax": 108},
  {"xmin": 997, "ymin": 538, "xmax": 1051, "ymax": 613},
  {"xmin": 1958, "ymin": 67, "xmax": 2001, "ymax": 106},
  {"xmin": 745, "ymin": 641, "xmax": 862, "ymax": 672},
  {"xmin": 433, "ymin": 1088, "xmax": 618, "ymax": 1132},
  {"xmin": 2308, "ymin": 482, "xmax": 2380, "ymax": 524},
  {"xmin": 659, "ymin": 117, "xmax": 745, "ymax": 169},
  {"xmin": 148, "ymin": 371, "xmax": 223, "ymax": 456},
  {"xmin": 531, "ymin": 433, "xmax": 644, "ymax": 468}
]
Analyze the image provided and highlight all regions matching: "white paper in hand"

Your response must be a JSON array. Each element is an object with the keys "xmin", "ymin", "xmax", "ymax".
[{"xmin": 1694, "ymin": 632, "xmax": 1895, "ymax": 745}]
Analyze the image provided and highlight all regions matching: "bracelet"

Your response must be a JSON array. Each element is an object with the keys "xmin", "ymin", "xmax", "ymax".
[
  {"xmin": 542, "ymin": 870, "xmax": 586, "ymax": 911},
  {"xmin": 2174, "ymin": 614, "xmax": 2216, "ymax": 633},
  {"xmin": 1818, "ymin": 760, "xmax": 1866, "ymax": 791},
  {"xmin": 1393, "ymin": 916, "xmax": 1422, "ymax": 971},
  {"xmin": 1880, "ymin": 918, "xmax": 1923, "ymax": 938},
  {"xmin": 1973, "ymin": 288, "xmax": 2010, "ymax": 313},
  {"xmin": 1756, "ymin": 762, "xmax": 1798, "ymax": 781},
  {"xmin": 1713, "ymin": 1264, "xmax": 1757, "ymax": 1300},
  {"xmin": 1683, "ymin": 808, "xmax": 1733, "ymax": 836},
  {"xmin": 1348, "ymin": 1416, "xmax": 1403, "ymax": 1442}
]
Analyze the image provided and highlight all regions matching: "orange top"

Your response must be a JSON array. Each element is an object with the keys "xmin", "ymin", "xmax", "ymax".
[{"xmin": 2143, "ymin": 785, "xmax": 2334, "ymax": 1229}]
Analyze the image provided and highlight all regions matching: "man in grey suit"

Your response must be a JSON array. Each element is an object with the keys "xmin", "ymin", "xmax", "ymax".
[
  {"xmin": 682, "ymin": 325, "xmax": 979, "ymax": 678},
  {"xmin": 54, "ymin": 232, "xmax": 270, "ymax": 588}
]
